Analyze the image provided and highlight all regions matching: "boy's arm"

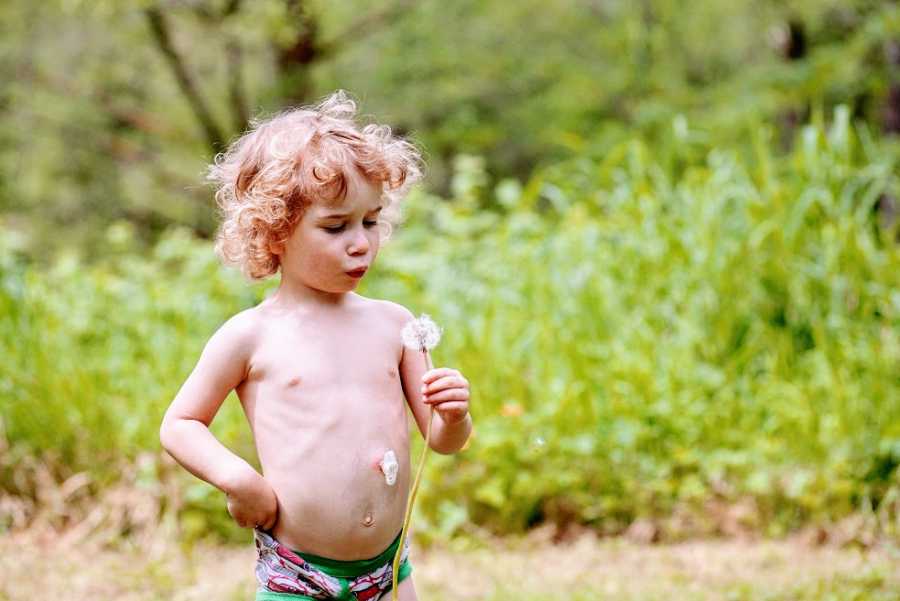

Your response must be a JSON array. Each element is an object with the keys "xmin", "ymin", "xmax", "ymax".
[
  {"xmin": 392, "ymin": 304, "xmax": 472, "ymax": 455},
  {"xmin": 159, "ymin": 310, "xmax": 259, "ymax": 494}
]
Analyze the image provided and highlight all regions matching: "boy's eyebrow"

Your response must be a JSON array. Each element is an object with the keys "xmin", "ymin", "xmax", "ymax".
[{"xmin": 320, "ymin": 206, "xmax": 383, "ymax": 219}]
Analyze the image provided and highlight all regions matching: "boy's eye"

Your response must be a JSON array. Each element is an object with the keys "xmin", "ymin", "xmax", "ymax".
[
  {"xmin": 323, "ymin": 224, "xmax": 346, "ymax": 233},
  {"xmin": 363, "ymin": 220, "xmax": 377, "ymax": 228}
]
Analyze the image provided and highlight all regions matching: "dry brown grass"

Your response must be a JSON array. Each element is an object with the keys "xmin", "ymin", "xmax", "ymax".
[{"xmin": 1, "ymin": 523, "xmax": 898, "ymax": 601}]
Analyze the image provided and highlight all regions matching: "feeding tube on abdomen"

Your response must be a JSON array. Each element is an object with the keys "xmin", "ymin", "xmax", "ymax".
[{"xmin": 379, "ymin": 449, "xmax": 398, "ymax": 486}]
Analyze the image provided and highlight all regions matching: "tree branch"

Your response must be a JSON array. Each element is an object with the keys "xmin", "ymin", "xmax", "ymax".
[
  {"xmin": 273, "ymin": 0, "xmax": 318, "ymax": 104},
  {"xmin": 317, "ymin": 0, "xmax": 417, "ymax": 59},
  {"xmin": 223, "ymin": 0, "xmax": 242, "ymax": 17},
  {"xmin": 168, "ymin": 0, "xmax": 248, "ymax": 134},
  {"xmin": 226, "ymin": 38, "xmax": 250, "ymax": 133},
  {"xmin": 223, "ymin": 0, "xmax": 248, "ymax": 131},
  {"xmin": 273, "ymin": 0, "xmax": 416, "ymax": 105},
  {"xmin": 145, "ymin": 7, "xmax": 226, "ymax": 153}
]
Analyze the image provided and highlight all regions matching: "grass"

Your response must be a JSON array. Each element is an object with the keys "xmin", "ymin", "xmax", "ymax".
[{"xmin": 0, "ymin": 524, "xmax": 897, "ymax": 601}]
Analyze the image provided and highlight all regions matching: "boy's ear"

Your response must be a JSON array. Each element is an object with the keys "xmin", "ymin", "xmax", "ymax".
[{"xmin": 269, "ymin": 241, "xmax": 285, "ymax": 256}]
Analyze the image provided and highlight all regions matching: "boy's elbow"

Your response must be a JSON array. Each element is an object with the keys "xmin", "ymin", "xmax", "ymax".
[
  {"xmin": 159, "ymin": 418, "xmax": 174, "ymax": 452},
  {"xmin": 159, "ymin": 414, "xmax": 183, "ymax": 452}
]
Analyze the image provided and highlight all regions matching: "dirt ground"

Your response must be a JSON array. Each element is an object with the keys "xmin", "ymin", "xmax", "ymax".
[{"xmin": 1, "ymin": 526, "xmax": 898, "ymax": 601}]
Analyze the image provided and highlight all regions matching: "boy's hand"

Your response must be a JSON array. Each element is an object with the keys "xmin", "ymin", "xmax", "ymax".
[
  {"xmin": 223, "ymin": 466, "xmax": 279, "ymax": 530},
  {"xmin": 421, "ymin": 367, "xmax": 470, "ymax": 425}
]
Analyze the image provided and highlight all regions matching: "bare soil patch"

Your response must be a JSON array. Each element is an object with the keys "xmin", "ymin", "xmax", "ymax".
[{"xmin": 0, "ymin": 526, "xmax": 897, "ymax": 601}]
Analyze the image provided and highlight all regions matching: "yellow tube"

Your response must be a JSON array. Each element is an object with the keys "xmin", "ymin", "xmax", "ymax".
[{"xmin": 392, "ymin": 351, "xmax": 434, "ymax": 600}]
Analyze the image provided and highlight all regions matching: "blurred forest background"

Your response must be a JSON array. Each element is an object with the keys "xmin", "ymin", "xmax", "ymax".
[{"xmin": 1, "ymin": 0, "xmax": 899, "ymax": 552}]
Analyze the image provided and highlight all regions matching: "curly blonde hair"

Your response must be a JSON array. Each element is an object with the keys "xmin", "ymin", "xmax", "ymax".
[{"xmin": 208, "ymin": 90, "xmax": 424, "ymax": 280}]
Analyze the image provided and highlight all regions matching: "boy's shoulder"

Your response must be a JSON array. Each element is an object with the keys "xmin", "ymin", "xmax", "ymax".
[
  {"xmin": 216, "ymin": 306, "xmax": 262, "ymax": 346},
  {"xmin": 357, "ymin": 295, "xmax": 415, "ymax": 325}
]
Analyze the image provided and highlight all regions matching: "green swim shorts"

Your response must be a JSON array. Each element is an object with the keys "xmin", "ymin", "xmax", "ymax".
[{"xmin": 254, "ymin": 527, "xmax": 412, "ymax": 601}]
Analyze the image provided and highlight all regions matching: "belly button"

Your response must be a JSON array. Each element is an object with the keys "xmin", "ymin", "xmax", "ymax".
[{"xmin": 362, "ymin": 512, "xmax": 374, "ymax": 527}]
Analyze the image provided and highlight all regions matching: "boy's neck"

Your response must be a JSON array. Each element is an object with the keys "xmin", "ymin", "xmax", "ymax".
[{"xmin": 268, "ymin": 276, "xmax": 355, "ymax": 310}]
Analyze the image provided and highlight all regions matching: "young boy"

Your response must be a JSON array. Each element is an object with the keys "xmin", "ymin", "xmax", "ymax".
[{"xmin": 159, "ymin": 91, "xmax": 472, "ymax": 601}]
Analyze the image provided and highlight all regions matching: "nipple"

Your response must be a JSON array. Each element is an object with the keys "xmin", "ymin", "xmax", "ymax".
[{"xmin": 379, "ymin": 449, "xmax": 398, "ymax": 486}]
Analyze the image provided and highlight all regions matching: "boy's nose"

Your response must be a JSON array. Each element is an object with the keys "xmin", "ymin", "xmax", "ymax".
[{"xmin": 348, "ymin": 230, "xmax": 369, "ymax": 255}]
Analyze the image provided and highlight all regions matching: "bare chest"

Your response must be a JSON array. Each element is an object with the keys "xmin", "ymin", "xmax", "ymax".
[{"xmin": 239, "ymin": 317, "xmax": 405, "ymax": 414}]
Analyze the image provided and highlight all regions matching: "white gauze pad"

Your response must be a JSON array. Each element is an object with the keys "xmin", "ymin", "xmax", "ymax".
[{"xmin": 379, "ymin": 449, "xmax": 398, "ymax": 486}]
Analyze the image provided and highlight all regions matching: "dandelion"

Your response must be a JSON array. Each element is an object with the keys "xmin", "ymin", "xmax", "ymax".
[
  {"xmin": 392, "ymin": 314, "xmax": 442, "ymax": 600},
  {"xmin": 400, "ymin": 313, "xmax": 442, "ymax": 357}
]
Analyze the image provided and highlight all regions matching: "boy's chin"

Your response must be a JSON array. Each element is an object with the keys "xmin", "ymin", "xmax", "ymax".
[{"xmin": 321, "ymin": 279, "xmax": 361, "ymax": 294}]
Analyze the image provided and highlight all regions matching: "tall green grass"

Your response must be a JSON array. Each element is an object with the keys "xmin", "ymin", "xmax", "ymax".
[
  {"xmin": 375, "ymin": 108, "xmax": 900, "ymax": 541},
  {"xmin": 1, "ymin": 109, "xmax": 898, "ymax": 542}
]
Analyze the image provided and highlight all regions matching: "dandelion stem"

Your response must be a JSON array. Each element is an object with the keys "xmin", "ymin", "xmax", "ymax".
[{"xmin": 392, "ymin": 350, "xmax": 434, "ymax": 600}]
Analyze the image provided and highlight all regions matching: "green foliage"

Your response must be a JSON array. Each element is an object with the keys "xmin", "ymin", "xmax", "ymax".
[
  {"xmin": 0, "ymin": 224, "xmax": 272, "ymax": 539},
  {"xmin": 368, "ymin": 108, "xmax": 900, "ymax": 540},
  {"xmin": 2, "ymin": 1, "xmax": 900, "ymax": 260},
  {"xmin": 1, "ymin": 109, "xmax": 898, "ymax": 541}
]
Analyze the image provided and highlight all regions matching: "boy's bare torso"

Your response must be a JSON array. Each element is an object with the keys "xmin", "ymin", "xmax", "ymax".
[{"xmin": 236, "ymin": 294, "xmax": 411, "ymax": 560}]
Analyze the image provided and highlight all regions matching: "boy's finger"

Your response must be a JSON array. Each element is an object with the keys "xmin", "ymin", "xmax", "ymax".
[
  {"xmin": 422, "ymin": 375, "xmax": 468, "ymax": 394},
  {"xmin": 436, "ymin": 403, "xmax": 469, "ymax": 423},
  {"xmin": 421, "ymin": 367, "xmax": 458, "ymax": 384},
  {"xmin": 424, "ymin": 389, "xmax": 469, "ymax": 403},
  {"xmin": 434, "ymin": 401, "xmax": 467, "ymax": 412}
]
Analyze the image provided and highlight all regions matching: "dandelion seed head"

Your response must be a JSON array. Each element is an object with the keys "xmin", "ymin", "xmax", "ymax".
[{"xmin": 401, "ymin": 313, "xmax": 442, "ymax": 351}]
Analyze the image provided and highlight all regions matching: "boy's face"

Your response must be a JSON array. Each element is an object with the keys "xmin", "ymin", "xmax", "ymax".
[{"xmin": 275, "ymin": 170, "xmax": 384, "ymax": 295}]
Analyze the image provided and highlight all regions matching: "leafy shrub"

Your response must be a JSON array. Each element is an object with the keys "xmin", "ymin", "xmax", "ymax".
[{"xmin": 1, "ymin": 109, "xmax": 898, "ymax": 542}]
